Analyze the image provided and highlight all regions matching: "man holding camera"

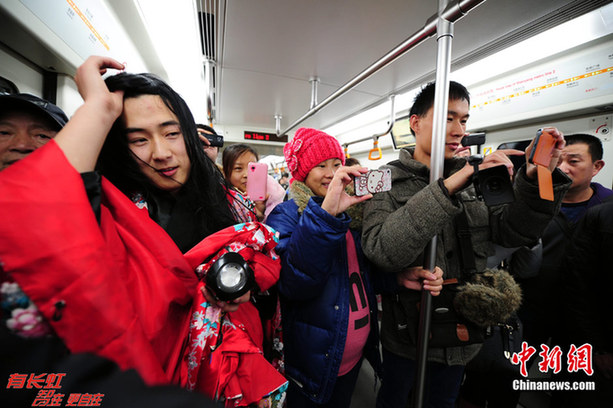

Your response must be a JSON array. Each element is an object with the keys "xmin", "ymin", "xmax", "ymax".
[
  {"xmin": 521, "ymin": 133, "xmax": 612, "ymax": 348},
  {"xmin": 519, "ymin": 133, "xmax": 612, "ymax": 407},
  {"xmin": 197, "ymin": 123, "xmax": 223, "ymax": 163},
  {"xmin": 361, "ymin": 81, "xmax": 571, "ymax": 408}
]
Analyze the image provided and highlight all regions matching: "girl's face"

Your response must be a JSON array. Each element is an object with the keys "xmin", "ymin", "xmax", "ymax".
[
  {"xmin": 305, "ymin": 158, "xmax": 342, "ymax": 197},
  {"xmin": 123, "ymin": 95, "xmax": 191, "ymax": 194},
  {"xmin": 229, "ymin": 151, "xmax": 257, "ymax": 193}
]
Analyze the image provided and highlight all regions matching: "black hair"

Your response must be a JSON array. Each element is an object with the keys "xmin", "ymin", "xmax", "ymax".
[
  {"xmin": 222, "ymin": 144, "xmax": 260, "ymax": 180},
  {"xmin": 409, "ymin": 81, "xmax": 470, "ymax": 136},
  {"xmin": 98, "ymin": 72, "xmax": 235, "ymax": 238},
  {"xmin": 344, "ymin": 157, "xmax": 361, "ymax": 167},
  {"xmin": 196, "ymin": 123, "xmax": 218, "ymax": 135},
  {"xmin": 564, "ymin": 133, "xmax": 604, "ymax": 161}
]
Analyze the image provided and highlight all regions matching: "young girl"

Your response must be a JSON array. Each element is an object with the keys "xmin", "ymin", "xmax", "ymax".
[
  {"xmin": 223, "ymin": 143, "xmax": 265, "ymax": 222},
  {"xmin": 223, "ymin": 143, "xmax": 285, "ymax": 223},
  {"xmin": 265, "ymin": 127, "xmax": 380, "ymax": 407},
  {"xmin": 223, "ymin": 143, "xmax": 286, "ymax": 372}
]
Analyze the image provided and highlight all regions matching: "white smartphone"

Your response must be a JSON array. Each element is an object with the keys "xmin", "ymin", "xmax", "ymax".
[{"xmin": 246, "ymin": 162, "xmax": 268, "ymax": 201}]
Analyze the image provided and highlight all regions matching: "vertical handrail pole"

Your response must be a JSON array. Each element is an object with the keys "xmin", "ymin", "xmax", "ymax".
[
  {"xmin": 309, "ymin": 77, "xmax": 320, "ymax": 109},
  {"xmin": 275, "ymin": 115, "xmax": 282, "ymax": 135},
  {"xmin": 413, "ymin": 0, "xmax": 454, "ymax": 406}
]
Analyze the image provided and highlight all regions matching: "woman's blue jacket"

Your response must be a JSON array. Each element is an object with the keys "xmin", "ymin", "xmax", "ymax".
[{"xmin": 266, "ymin": 197, "xmax": 381, "ymax": 404}]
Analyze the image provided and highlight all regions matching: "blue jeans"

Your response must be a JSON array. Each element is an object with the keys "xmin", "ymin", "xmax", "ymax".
[
  {"xmin": 287, "ymin": 359, "xmax": 363, "ymax": 408},
  {"xmin": 376, "ymin": 348, "xmax": 464, "ymax": 408}
]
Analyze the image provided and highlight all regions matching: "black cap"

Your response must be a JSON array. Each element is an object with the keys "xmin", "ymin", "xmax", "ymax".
[{"xmin": 0, "ymin": 93, "xmax": 68, "ymax": 129}]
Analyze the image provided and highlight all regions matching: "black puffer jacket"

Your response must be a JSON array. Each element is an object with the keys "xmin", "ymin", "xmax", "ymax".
[{"xmin": 564, "ymin": 197, "xmax": 613, "ymax": 352}]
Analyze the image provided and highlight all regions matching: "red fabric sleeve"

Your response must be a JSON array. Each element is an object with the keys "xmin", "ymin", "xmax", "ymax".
[{"xmin": 0, "ymin": 141, "xmax": 197, "ymax": 386}]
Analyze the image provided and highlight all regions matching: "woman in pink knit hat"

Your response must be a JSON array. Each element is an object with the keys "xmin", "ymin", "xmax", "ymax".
[{"xmin": 266, "ymin": 127, "xmax": 379, "ymax": 407}]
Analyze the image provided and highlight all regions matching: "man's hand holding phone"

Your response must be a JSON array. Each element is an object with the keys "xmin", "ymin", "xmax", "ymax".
[
  {"xmin": 525, "ymin": 127, "xmax": 565, "ymax": 201},
  {"xmin": 525, "ymin": 127, "xmax": 565, "ymax": 178}
]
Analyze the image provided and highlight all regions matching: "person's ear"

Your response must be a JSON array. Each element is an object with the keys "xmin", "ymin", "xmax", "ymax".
[
  {"xmin": 592, "ymin": 159, "xmax": 605, "ymax": 176},
  {"xmin": 409, "ymin": 114, "xmax": 420, "ymax": 136}
]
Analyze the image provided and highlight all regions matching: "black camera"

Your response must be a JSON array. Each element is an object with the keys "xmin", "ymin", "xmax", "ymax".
[
  {"xmin": 461, "ymin": 132, "xmax": 486, "ymax": 147},
  {"xmin": 200, "ymin": 132, "xmax": 224, "ymax": 148},
  {"xmin": 205, "ymin": 252, "xmax": 256, "ymax": 302},
  {"xmin": 467, "ymin": 155, "xmax": 515, "ymax": 206},
  {"xmin": 475, "ymin": 165, "xmax": 515, "ymax": 206}
]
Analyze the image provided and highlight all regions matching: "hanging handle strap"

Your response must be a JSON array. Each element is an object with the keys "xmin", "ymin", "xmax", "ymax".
[
  {"xmin": 344, "ymin": 144, "xmax": 351, "ymax": 159},
  {"xmin": 368, "ymin": 139, "xmax": 382, "ymax": 160}
]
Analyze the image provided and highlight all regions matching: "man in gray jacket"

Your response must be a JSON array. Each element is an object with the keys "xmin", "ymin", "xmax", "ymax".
[{"xmin": 361, "ymin": 81, "xmax": 571, "ymax": 408}]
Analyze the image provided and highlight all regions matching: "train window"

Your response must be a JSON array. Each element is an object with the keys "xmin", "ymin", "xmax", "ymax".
[
  {"xmin": 498, "ymin": 140, "xmax": 532, "ymax": 173},
  {"xmin": 497, "ymin": 140, "xmax": 531, "ymax": 151},
  {"xmin": 390, "ymin": 115, "xmax": 415, "ymax": 150}
]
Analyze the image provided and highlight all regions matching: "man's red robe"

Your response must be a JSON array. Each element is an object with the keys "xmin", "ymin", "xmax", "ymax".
[{"xmin": 0, "ymin": 141, "xmax": 285, "ymax": 406}]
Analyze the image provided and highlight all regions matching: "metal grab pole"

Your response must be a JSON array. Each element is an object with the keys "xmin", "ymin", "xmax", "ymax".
[
  {"xmin": 413, "ymin": 2, "xmax": 455, "ymax": 407},
  {"xmin": 341, "ymin": 95, "xmax": 396, "ymax": 146}
]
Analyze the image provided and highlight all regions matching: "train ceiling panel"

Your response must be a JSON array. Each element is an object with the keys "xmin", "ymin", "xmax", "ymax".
[
  {"xmin": 216, "ymin": 0, "xmax": 607, "ymax": 132},
  {"xmin": 1, "ymin": 0, "xmax": 609, "ymax": 134}
]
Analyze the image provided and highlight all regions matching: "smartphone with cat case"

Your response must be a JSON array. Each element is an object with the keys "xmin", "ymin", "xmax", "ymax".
[
  {"xmin": 354, "ymin": 169, "xmax": 392, "ymax": 196},
  {"xmin": 246, "ymin": 162, "xmax": 268, "ymax": 201}
]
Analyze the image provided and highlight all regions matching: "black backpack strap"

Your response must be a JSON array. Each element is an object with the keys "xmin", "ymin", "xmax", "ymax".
[{"xmin": 454, "ymin": 209, "xmax": 477, "ymax": 279}]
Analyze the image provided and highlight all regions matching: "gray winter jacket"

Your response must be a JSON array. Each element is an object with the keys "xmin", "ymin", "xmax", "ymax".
[{"xmin": 362, "ymin": 148, "xmax": 571, "ymax": 365}]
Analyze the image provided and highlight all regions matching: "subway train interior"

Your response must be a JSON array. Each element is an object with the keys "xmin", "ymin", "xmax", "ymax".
[{"xmin": 1, "ymin": 0, "xmax": 612, "ymax": 407}]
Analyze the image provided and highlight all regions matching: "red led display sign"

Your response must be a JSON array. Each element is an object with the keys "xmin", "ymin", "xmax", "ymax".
[{"xmin": 244, "ymin": 131, "xmax": 288, "ymax": 143}]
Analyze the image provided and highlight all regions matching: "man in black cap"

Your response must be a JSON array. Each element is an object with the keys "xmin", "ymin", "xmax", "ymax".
[{"xmin": 0, "ymin": 93, "xmax": 68, "ymax": 171}]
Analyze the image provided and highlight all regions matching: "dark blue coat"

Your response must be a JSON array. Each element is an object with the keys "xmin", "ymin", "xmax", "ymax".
[{"xmin": 266, "ymin": 197, "xmax": 380, "ymax": 404}]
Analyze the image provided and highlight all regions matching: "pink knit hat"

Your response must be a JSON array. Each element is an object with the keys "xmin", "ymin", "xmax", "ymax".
[{"xmin": 284, "ymin": 128, "xmax": 345, "ymax": 182}]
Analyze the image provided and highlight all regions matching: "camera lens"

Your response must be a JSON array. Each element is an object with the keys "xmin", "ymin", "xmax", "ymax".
[
  {"xmin": 477, "ymin": 165, "xmax": 515, "ymax": 206},
  {"xmin": 205, "ymin": 252, "xmax": 255, "ymax": 301},
  {"xmin": 217, "ymin": 263, "xmax": 247, "ymax": 290}
]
